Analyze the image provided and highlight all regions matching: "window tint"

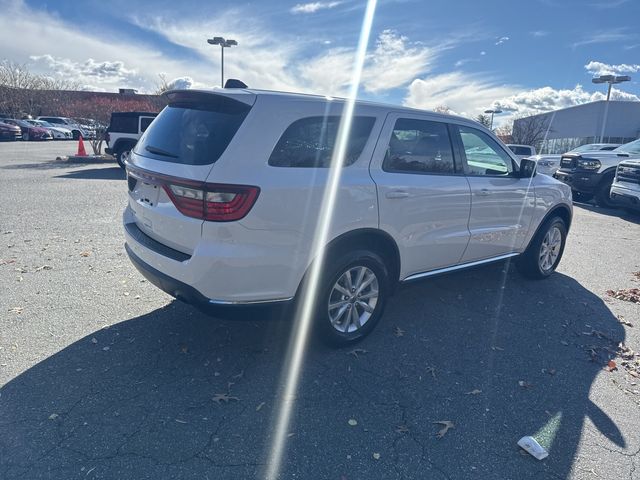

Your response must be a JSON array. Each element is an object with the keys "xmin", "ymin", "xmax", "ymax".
[
  {"xmin": 508, "ymin": 145, "xmax": 533, "ymax": 156},
  {"xmin": 268, "ymin": 116, "xmax": 375, "ymax": 168},
  {"xmin": 109, "ymin": 115, "xmax": 138, "ymax": 134},
  {"xmin": 140, "ymin": 117, "xmax": 154, "ymax": 132},
  {"xmin": 383, "ymin": 118, "xmax": 455, "ymax": 174},
  {"xmin": 134, "ymin": 98, "xmax": 250, "ymax": 166},
  {"xmin": 458, "ymin": 126, "xmax": 512, "ymax": 176}
]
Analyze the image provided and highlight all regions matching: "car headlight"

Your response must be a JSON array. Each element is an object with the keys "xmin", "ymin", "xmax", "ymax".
[{"xmin": 576, "ymin": 158, "xmax": 601, "ymax": 171}]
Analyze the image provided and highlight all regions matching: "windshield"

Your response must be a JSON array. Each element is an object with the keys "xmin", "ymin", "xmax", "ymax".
[{"xmin": 614, "ymin": 138, "xmax": 640, "ymax": 154}]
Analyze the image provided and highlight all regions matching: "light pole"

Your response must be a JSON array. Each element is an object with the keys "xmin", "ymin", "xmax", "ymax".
[
  {"xmin": 207, "ymin": 36, "xmax": 238, "ymax": 87},
  {"xmin": 592, "ymin": 74, "xmax": 631, "ymax": 143},
  {"xmin": 484, "ymin": 109, "xmax": 503, "ymax": 129}
]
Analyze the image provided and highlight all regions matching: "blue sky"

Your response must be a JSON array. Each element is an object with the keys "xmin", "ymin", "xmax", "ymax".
[{"xmin": 1, "ymin": 0, "xmax": 639, "ymax": 124}]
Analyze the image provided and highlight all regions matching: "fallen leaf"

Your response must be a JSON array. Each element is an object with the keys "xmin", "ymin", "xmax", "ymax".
[
  {"xmin": 180, "ymin": 344, "xmax": 188, "ymax": 354},
  {"xmin": 35, "ymin": 265, "xmax": 52, "ymax": 272},
  {"xmin": 91, "ymin": 337, "xmax": 98, "ymax": 344},
  {"xmin": 491, "ymin": 346, "xmax": 505, "ymax": 351},
  {"xmin": 0, "ymin": 259, "xmax": 16, "ymax": 265},
  {"xmin": 618, "ymin": 315, "xmax": 633, "ymax": 327},
  {"xmin": 560, "ymin": 340, "xmax": 569, "ymax": 346},
  {"xmin": 434, "ymin": 420, "xmax": 454, "ymax": 438},
  {"xmin": 348, "ymin": 348, "xmax": 368, "ymax": 359},
  {"xmin": 372, "ymin": 452, "xmax": 381, "ymax": 460},
  {"xmin": 348, "ymin": 419, "xmax": 358, "ymax": 426},
  {"xmin": 465, "ymin": 389, "xmax": 482, "ymax": 395},
  {"xmin": 394, "ymin": 327, "xmax": 405, "ymax": 337},
  {"xmin": 628, "ymin": 370, "xmax": 640, "ymax": 378},
  {"xmin": 123, "ymin": 292, "xmax": 130, "ymax": 296},
  {"xmin": 212, "ymin": 393, "xmax": 239, "ymax": 404},
  {"xmin": 79, "ymin": 251, "xmax": 91, "ymax": 257},
  {"xmin": 607, "ymin": 360, "xmax": 617, "ymax": 372},
  {"xmin": 518, "ymin": 380, "xmax": 533, "ymax": 389},
  {"xmin": 606, "ymin": 288, "xmax": 640, "ymax": 304},
  {"xmin": 395, "ymin": 425, "xmax": 409, "ymax": 433},
  {"xmin": 48, "ymin": 413, "xmax": 59, "ymax": 420},
  {"xmin": 175, "ymin": 419, "xmax": 187, "ymax": 424},
  {"xmin": 8, "ymin": 307, "xmax": 23, "ymax": 314},
  {"xmin": 287, "ymin": 432, "xmax": 295, "ymax": 437},
  {"xmin": 256, "ymin": 402, "xmax": 266, "ymax": 412},
  {"xmin": 232, "ymin": 370, "xmax": 244, "ymax": 380}
]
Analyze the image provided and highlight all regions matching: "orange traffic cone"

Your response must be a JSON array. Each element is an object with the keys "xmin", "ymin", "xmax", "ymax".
[{"xmin": 76, "ymin": 135, "xmax": 87, "ymax": 157}]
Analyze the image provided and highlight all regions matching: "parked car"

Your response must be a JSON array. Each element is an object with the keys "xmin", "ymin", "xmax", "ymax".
[
  {"xmin": 506, "ymin": 144, "xmax": 536, "ymax": 159},
  {"xmin": 3, "ymin": 119, "xmax": 52, "ymax": 141},
  {"xmin": 24, "ymin": 119, "xmax": 73, "ymax": 140},
  {"xmin": 36, "ymin": 116, "xmax": 91, "ymax": 140},
  {"xmin": 73, "ymin": 118, "xmax": 97, "ymax": 139},
  {"xmin": 123, "ymin": 88, "xmax": 573, "ymax": 345},
  {"xmin": 533, "ymin": 143, "xmax": 621, "ymax": 176},
  {"xmin": 554, "ymin": 138, "xmax": 640, "ymax": 207},
  {"xmin": 105, "ymin": 111, "xmax": 158, "ymax": 168},
  {"xmin": 0, "ymin": 121, "xmax": 23, "ymax": 141},
  {"xmin": 610, "ymin": 159, "xmax": 640, "ymax": 212}
]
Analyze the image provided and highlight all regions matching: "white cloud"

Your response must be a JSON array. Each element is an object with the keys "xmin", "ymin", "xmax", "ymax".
[
  {"xmin": 166, "ymin": 77, "xmax": 195, "ymax": 90},
  {"xmin": 30, "ymin": 55, "xmax": 140, "ymax": 88},
  {"xmin": 495, "ymin": 36, "xmax": 510, "ymax": 46},
  {"xmin": 572, "ymin": 30, "xmax": 636, "ymax": 48},
  {"xmin": 530, "ymin": 30, "xmax": 549, "ymax": 37},
  {"xmin": 290, "ymin": 1, "xmax": 341, "ymax": 14},
  {"xmin": 480, "ymin": 51, "xmax": 486, "ymax": 56},
  {"xmin": 404, "ymin": 72, "xmax": 518, "ymax": 117},
  {"xmin": 584, "ymin": 60, "xmax": 640, "ymax": 76}
]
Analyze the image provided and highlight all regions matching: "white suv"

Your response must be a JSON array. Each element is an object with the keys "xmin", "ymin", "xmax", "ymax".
[{"xmin": 123, "ymin": 88, "xmax": 573, "ymax": 345}]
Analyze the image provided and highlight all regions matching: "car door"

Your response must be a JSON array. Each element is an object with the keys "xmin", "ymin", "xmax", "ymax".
[
  {"xmin": 452, "ymin": 124, "xmax": 535, "ymax": 262},
  {"xmin": 369, "ymin": 113, "xmax": 472, "ymax": 279}
]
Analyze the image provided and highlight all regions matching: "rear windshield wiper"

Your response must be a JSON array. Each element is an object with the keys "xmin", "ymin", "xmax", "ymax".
[{"xmin": 145, "ymin": 145, "xmax": 178, "ymax": 158}]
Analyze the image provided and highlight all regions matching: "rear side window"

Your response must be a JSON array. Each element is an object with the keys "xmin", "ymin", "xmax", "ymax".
[
  {"xmin": 109, "ymin": 115, "xmax": 138, "ymax": 134},
  {"xmin": 140, "ymin": 117, "xmax": 154, "ymax": 132},
  {"xmin": 383, "ymin": 118, "xmax": 455, "ymax": 174},
  {"xmin": 508, "ymin": 145, "xmax": 532, "ymax": 156},
  {"xmin": 269, "ymin": 116, "xmax": 375, "ymax": 168},
  {"xmin": 134, "ymin": 96, "xmax": 251, "ymax": 166}
]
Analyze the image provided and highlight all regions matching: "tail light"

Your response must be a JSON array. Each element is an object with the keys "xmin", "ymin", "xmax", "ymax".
[{"xmin": 127, "ymin": 166, "xmax": 259, "ymax": 222}]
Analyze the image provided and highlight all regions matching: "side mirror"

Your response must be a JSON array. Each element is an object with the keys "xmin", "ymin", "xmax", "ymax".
[{"xmin": 519, "ymin": 158, "xmax": 537, "ymax": 178}]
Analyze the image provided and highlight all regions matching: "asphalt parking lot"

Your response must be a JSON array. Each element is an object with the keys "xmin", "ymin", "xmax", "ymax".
[{"xmin": 1, "ymin": 141, "xmax": 639, "ymax": 480}]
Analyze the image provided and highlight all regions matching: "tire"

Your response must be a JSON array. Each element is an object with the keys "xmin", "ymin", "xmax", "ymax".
[
  {"xmin": 115, "ymin": 147, "xmax": 132, "ymax": 169},
  {"xmin": 594, "ymin": 177, "xmax": 616, "ymax": 208},
  {"xmin": 23, "ymin": 131, "xmax": 29, "ymax": 141},
  {"xmin": 571, "ymin": 190, "xmax": 593, "ymax": 203},
  {"xmin": 311, "ymin": 249, "xmax": 390, "ymax": 346},
  {"xmin": 516, "ymin": 216, "xmax": 567, "ymax": 280}
]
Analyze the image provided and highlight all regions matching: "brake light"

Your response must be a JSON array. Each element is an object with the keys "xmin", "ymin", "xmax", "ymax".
[{"xmin": 126, "ymin": 166, "xmax": 259, "ymax": 222}]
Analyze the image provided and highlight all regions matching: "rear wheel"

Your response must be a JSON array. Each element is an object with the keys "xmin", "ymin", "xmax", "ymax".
[
  {"xmin": 595, "ymin": 177, "xmax": 616, "ymax": 208},
  {"xmin": 516, "ymin": 216, "xmax": 567, "ymax": 279},
  {"xmin": 313, "ymin": 250, "xmax": 390, "ymax": 346},
  {"xmin": 116, "ymin": 147, "xmax": 132, "ymax": 169}
]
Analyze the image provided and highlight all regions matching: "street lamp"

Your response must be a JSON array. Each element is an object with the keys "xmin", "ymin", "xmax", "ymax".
[
  {"xmin": 592, "ymin": 74, "xmax": 631, "ymax": 143},
  {"xmin": 484, "ymin": 109, "xmax": 503, "ymax": 129},
  {"xmin": 207, "ymin": 36, "xmax": 238, "ymax": 87}
]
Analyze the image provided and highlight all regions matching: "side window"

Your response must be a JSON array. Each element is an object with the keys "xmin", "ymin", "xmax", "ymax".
[
  {"xmin": 458, "ymin": 126, "xmax": 513, "ymax": 176},
  {"xmin": 382, "ymin": 118, "xmax": 455, "ymax": 174},
  {"xmin": 140, "ymin": 117, "xmax": 154, "ymax": 133},
  {"xmin": 268, "ymin": 116, "xmax": 375, "ymax": 168}
]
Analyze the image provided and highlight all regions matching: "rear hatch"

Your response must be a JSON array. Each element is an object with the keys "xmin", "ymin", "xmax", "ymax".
[{"xmin": 125, "ymin": 89, "xmax": 256, "ymax": 255}]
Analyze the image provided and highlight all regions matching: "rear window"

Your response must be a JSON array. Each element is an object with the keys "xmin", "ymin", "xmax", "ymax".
[
  {"xmin": 268, "ymin": 116, "xmax": 375, "ymax": 168},
  {"xmin": 508, "ymin": 145, "xmax": 533, "ymax": 156},
  {"xmin": 109, "ymin": 115, "xmax": 138, "ymax": 134},
  {"xmin": 133, "ymin": 97, "xmax": 251, "ymax": 165}
]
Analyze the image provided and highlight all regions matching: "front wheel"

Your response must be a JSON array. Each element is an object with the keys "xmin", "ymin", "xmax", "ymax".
[
  {"xmin": 313, "ymin": 250, "xmax": 390, "ymax": 346},
  {"xmin": 516, "ymin": 217, "xmax": 567, "ymax": 279},
  {"xmin": 595, "ymin": 179, "xmax": 616, "ymax": 208}
]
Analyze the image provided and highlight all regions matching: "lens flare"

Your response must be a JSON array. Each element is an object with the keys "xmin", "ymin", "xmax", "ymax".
[{"xmin": 263, "ymin": 1, "xmax": 378, "ymax": 479}]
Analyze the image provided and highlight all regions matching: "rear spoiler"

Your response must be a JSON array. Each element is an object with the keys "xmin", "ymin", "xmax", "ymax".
[{"xmin": 164, "ymin": 89, "xmax": 256, "ymax": 107}]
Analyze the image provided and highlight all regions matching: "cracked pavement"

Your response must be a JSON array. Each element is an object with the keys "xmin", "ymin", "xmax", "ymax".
[{"xmin": 1, "ymin": 142, "xmax": 639, "ymax": 479}]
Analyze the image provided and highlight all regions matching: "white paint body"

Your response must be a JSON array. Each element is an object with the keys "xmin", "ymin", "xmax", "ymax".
[{"xmin": 123, "ymin": 89, "xmax": 573, "ymax": 303}]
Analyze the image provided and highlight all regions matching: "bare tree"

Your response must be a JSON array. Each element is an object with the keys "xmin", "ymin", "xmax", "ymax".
[
  {"xmin": 511, "ymin": 113, "xmax": 553, "ymax": 148},
  {"xmin": 154, "ymin": 74, "xmax": 171, "ymax": 95},
  {"xmin": 475, "ymin": 114, "xmax": 492, "ymax": 128}
]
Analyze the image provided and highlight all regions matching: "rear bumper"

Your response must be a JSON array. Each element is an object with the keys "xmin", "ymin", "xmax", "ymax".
[
  {"xmin": 553, "ymin": 169, "xmax": 600, "ymax": 193},
  {"xmin": 125, "ymin": 243, "xmax": 293, "ymax": 317}
]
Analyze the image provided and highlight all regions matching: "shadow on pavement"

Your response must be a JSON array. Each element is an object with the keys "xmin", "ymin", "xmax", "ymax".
[
  {"xmin": 55, "ymin": 168, "xmax": 126, "ymax": 181},
  {"xmin": 0, "ymin": 264, "xmax": 625, "ymax": 479},
  {"xmin": 574, "ymin": 202, "xmax": 640, "ymax": 224},
  {"xmin": 1, "ymin": 158, "xmax": 116, "ymax": 170}
]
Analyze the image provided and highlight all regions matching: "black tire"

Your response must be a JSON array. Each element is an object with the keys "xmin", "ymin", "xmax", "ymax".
[
  {"xmin": 571, "ymin": 190, "xmax": 593, "ymax": 203},
  {"xmin": 115, "ymin": 147, "xmax": 132, "ymax": 169},
  {"xmin": 516, "ymin": 216, "xmax": 567, "ymax": 280},
  {"xmin": 310, "ymin": 249, "xmax": 390, "ymax": 346},
  {"xmin": 594, "ymin": 177, "xmax": 616, "ymax": 208}
]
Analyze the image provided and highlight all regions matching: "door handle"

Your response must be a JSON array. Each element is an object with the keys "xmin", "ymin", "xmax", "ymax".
[
  {"xmin": 386, "ymin": 190, "xmax": 410, "ymax": 199},
  {"xmin": 476, "ymin": 189, "xmax": 491, "ymax": 196}
]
